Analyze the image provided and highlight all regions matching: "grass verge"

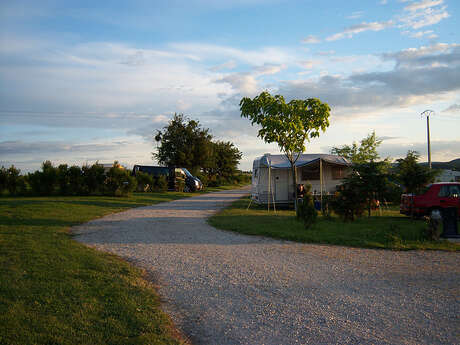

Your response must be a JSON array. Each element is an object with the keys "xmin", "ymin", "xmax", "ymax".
[
  {"xmin": 208, "ymin": 197, "xmax": 460, "ymax": 251},
  {"xmin": 0, "ymin": 191, "xmax": 206, "ymax": 345}
]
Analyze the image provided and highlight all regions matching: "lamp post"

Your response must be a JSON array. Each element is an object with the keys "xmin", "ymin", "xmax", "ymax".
[{"xmin": 421, "ymin": 110, "xmax": 434, "ymax": 169}]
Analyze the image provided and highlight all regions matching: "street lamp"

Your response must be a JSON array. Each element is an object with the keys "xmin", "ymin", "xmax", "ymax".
[{"xmin": 421, "ymin": 110, "xmax": 434, "ymax": 169}]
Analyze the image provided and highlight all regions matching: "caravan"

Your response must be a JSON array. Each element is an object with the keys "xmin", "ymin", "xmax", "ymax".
[{"xmin": 251, "ymin": 153, "xmax": 350, "ymax": 205}]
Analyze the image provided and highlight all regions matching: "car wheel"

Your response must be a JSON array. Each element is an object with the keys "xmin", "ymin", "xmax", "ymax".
[{"xmin": 184, "ymin": 185, "xmax": 191, "ymax": 193}]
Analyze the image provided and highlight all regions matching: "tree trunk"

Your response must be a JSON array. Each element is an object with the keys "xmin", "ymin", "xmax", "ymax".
[{"xmin": 291, "ymin": 162, "xmax": 298, "ymax": 212}]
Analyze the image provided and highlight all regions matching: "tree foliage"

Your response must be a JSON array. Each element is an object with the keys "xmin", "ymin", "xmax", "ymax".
[
  {"xmin": 153, "ymin": 113, "xmax": 242, "ymax": 184},
  {"xmin": 395, "ymin": 151, "xmax": 438, "ymax": 193},
  {"xmin": 331, "ymin": 131, "xmax": 382, "ymax": 163},
  {"xmin": 154, "ymin": 113, "xmax": 214, "ymax": 173},
  {"xmin": 240, "ymin": 91, "xmax": 330, "ymax": 207},
  {"xmin": 206, "ymin": 141, "xmax": 242, "ymax": 180}
]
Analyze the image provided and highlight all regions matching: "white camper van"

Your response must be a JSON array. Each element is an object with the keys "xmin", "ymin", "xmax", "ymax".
[{"xmin": 251, "ymin": 153, "xmax": 350, "ymax": 205}]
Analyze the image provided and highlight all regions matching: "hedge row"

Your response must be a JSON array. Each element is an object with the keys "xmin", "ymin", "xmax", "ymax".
[{"xmin": 1, "ymin": 161, "xmax": 251, "ymax": 197}]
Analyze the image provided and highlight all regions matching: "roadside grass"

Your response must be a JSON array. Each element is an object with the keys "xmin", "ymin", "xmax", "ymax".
[
  {"xmin": 0, "ymin": 191, "xmax": 206, "ymax": 345},
  {"xmin": 208, "ymin": 197, "xmax": 460, "ymax": 251}
]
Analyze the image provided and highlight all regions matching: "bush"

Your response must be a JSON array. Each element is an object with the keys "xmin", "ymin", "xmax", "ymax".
[
  {"xmin": 82, "ymin": 163, "xmax": 106, "ymax": 195},
  {"xmin": 27, "ymin": 161, "xmax": 58, "ymax": 196},
  {"xmin": 296, "ymin": 184, "xmax": 317, "ymax": 229},
  {"xmin": 68, "ymin": 165, "xmax": 84, "ymax": 195},
  {"xmin": 104, "ymin": 164, "xmax": 136, "ymax": 197},
  {"xmin": 153, "ymin": 175, "xmax": 168, "ymax": 192},
  {"xmin": 330, "ymin": 183, "xmax": 366, "ymax": 222},
  {"xmin": 6, "ymin": 165, "xmax": 25, "ymax": 196},
  {"xmin": 0, "ymin": 166, "xmax": 7, "ymax": 195},
  {"xmin": 135, "ymin": 172, "xmax": 154, "ymax": 192}
]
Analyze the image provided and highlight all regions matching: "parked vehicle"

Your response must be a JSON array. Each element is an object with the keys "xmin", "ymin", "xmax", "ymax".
[
  {"xmin": 132, "ymin": 165, "xmax": 203, "ymax": 192},
  {"xmin": 400, "ymin": 182, "xmax": 460, "ymax": 218}
]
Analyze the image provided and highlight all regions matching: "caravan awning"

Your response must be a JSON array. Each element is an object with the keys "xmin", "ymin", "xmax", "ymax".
[{"xmin": 258, "ymin": 154, "xmax": 350, "ymax": 169}]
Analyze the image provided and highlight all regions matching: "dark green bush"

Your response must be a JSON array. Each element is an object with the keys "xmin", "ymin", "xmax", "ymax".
[
  {"xmin": 153, "ymin": 175, "xmax": 168, "ymax": 192},
  {"xmin": 68, "ymin": 165, "xmax": 84, "ymax": 195},
  {"xmin": 135, "ymin": 172, "xmax": 154, "ymax": 192},
  {"xmin": 0, "ymin": 166, "xmax": 7, "ymax": 194},
  {"xmin": 296, "ymin": 184, "xmax": 317, "ymax": 229},
  {"xmin": 330, "ymin": 184, "xmax": 366, "ymax": 221},
  {"xmin": 82, "ymin": 163, "xmax": 106, "ymax": 195},
  {"xmin": 104, "ymin": 164, "xmax": 136, "ymax": 197},
  {"xmin": 5, "ymin": 165, "xmax": 24, "ymax": 196}
]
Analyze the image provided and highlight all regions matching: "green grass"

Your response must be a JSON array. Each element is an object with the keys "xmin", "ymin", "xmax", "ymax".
[
  {"xmin": 0, "ymin": 191, "xmax": 200, "ymax": 345},
  {"xmin": 208, "ymin": 197, "xmax": 460, "ymax": 251}
]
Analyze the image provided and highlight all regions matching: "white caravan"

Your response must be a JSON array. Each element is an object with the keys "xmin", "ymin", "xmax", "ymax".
[{"xmin": 251, "ymin": 153, "xmax": 350, "ymax": 205}]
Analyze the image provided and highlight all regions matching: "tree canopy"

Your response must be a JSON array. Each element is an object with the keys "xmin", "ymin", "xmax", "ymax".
[
  {"xmin": 154, "ymin": 113, "xmax": 214, "ymax": 172},
  {"xmin": 395, "ymin": 151, "xmax": 438, "ymax": 193},
  {"xmin": 331, "ymin": 131, "xmax": 383, "ymax": 163},
  {"xmin": 240, "ymin": 91, "xmax": 330, "ymax": 208},
  {"xmin": 153, "ymin": 114, "xmax": 242, "ymax": 181}
]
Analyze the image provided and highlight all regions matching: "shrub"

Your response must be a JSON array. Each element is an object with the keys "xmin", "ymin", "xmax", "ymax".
[
  {"xmin": 296, "ymin": 184, "xmax": 317, "ymax": 229},
  {"xmin": 104, "ymin": 164, "xmax": 136, "ymax": 197},
  {"xmin": 6, "ymin": 165, "xmax": 23, "ymax": 196},
  {"xmin": 135, "ymin": 172, "xmax": 154, "ymax": 192},
  {"xmin": 0, "ymin": 166, "xmax": 7, "ymax": 194},
  {"xmin": 153, "ymin": 175, "xmax": 168, "ymax": 192},
  {"xmin": 68, "ymin": 165, "xmax": 84, "ymax": 195},
  {"xmin": 57, "ymin": 164, "xmax": 71, "ymax": 195},
  {"xmin": 82, "ymin": 163, "xmax": 106, "ymax": 195},
  {"xmin": 330, "ymin": 183, "xmax": 366, "ymax": 222}
]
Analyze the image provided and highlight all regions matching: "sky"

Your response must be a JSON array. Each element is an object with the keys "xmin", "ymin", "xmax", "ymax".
[{"xmin": 1, "ymin": 0, "xmax": 459, "ymax": 172}]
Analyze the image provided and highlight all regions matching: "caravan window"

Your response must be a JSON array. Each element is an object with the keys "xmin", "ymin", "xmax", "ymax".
[
  {"xmin": 301, "ymin": 166, "xmax": 320, "ymax": 180},
  {"xmin": 332, "ymin": 167, "xmax": 345, "ymax": 179}
]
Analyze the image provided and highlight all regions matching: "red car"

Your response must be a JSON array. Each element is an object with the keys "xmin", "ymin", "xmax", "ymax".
[{"xmin": 400, "ymin": 182, "xmax": 460, "ymax": 218}]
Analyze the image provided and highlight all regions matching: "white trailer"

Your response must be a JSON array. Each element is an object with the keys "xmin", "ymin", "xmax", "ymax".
[{"xmin": 251, "ymin": 153, "xmax": 350, "ymax": 205}]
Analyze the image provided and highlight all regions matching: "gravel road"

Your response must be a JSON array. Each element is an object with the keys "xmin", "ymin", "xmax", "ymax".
[{"xmin": 73, "ymin": 189, "xmax": 460, "ymax": 345}]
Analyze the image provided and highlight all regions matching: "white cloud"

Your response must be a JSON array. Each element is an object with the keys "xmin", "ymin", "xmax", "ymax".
[
  {"xmin": 209, "ymin": 60, "xmax": 237, "ymax": 71},
  {"xmin": 301, "ymin": 35, "xmax": 320, "ymax": 44},
  {"xmin": 399, "ymin": 0, "xmax": 449, "ymax": 29},
  {"xmin": 326, "ymin": 21, "xmax": 394, "ymax": 41},
  {"xmin": 346, "ymin": 11, "xmax": 364, "ymax": 20},
  {"xmin": 403, "ymin": 0, "xmax": 444, "ymax": 12},
  {"xmin": 442, "ymin": 104, "xmax": 460, "ymax": 113},
  {"xmin": 298, "ymin": 60, "xmax": 322, "ymax": 69}
]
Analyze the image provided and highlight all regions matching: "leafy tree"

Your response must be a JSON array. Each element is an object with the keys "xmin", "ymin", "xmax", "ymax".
[
  {"xmin": 154, "ymin": 113, "xmax": 214, "ymax": 173},
  {"xmin": 5, "ymin": 165, "xmax": 25, "ymax": 196},
  {"xmin": 330, "ymin": 178, "xmax": 367, "ymax": 222},
  {"xmin": 354, "ymin": 161, "xmax": 390, "ymax": 217},
  {"xmin": 395, "ymin": 151, "xmax": 438, "ymax": 194},
  {"xmin": 206, "ymin": 141, "xmax": 242, "ymax": 181},
  {"xmin": 240, "ymin": 91, "xmax": 330, "ymax": 209},
  {"xmin": 331, "ymin": 131, "xmax": 382, "ymax": 163}
]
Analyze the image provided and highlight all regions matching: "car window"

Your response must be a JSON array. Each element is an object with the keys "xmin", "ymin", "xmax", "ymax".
[
  {"xmin": 449, "ymin": 185, "xmax": 460, "ymax": 197},
  {"xmin": 438, "ymin": 185, "xmax": 450, "ymax": 197}
]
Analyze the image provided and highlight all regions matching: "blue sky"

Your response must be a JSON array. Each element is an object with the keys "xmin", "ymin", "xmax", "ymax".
[{"xmin": 1, "ymin": 0, "xmax": 459, "ymax": 172}]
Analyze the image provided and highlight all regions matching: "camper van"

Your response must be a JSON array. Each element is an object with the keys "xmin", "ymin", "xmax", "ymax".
[
  {"xmin": 251, "ymin": 153, "xmax": 350, "ymax": 205},
  {"xmin": 132, "ymin": 165, "xmax": 203, "ymax": 192}
]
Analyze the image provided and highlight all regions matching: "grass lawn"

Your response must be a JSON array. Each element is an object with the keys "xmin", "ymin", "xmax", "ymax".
[
  {"xmin": 0, "ymin": 190, "xmax": 210, "ymax": 345},
  {"xmin": 208, "ymin": 197, "xmax": 460, "ymax": 251}
]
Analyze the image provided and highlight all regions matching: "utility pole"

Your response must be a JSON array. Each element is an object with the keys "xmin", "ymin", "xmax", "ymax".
[{"xmin": 421, "ymin": 110, "xmax": 434, "ymax": 169}]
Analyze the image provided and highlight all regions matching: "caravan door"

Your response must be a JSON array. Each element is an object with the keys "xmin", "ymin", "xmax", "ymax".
[{"xmin": 274, "ymin": 169, "xmax": 289, "ymax": 202}]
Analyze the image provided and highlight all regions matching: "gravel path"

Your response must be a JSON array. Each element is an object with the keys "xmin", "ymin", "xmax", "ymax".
[{"xmin": 73, "ymin": 189, "xmax": 460, "ymax": 345}]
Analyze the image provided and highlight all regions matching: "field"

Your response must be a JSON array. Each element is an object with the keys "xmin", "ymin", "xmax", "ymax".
[
  {"xmin": 0, "ymin": 192, "xmax": 198, "ymax": 345},
  {"xmin": 208, "ymin": 197, "xmax": 460, "ymax": 251}
]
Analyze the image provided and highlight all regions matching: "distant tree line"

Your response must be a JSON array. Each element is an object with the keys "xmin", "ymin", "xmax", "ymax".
[{"xmin": 154, "ymin": 113, "xmax": 248, "ymax": 187}]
